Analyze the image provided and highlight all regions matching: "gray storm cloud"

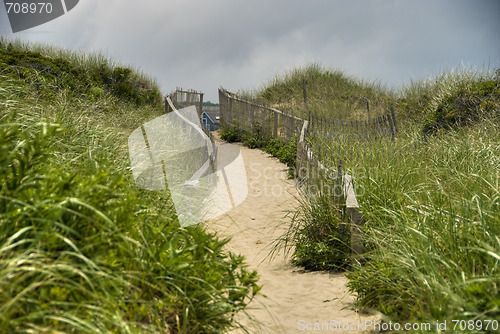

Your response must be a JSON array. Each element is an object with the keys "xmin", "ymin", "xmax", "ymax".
[{"xmin": 1, "ymin": 0, "xmax": 499, "ymax": 101}]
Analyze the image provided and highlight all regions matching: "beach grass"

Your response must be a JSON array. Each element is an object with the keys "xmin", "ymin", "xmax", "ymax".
[
  {"xmin": 257, "ymin": 64, "xmax": 499, "ymax": 332},
  {"xmin": 0, "ymin": 38, "xmax": 260, "ymax": 333}
]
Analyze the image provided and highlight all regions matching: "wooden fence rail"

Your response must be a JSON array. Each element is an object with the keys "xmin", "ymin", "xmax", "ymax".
[
  {"xmin": 165, "ymin": 89, "xmax": 217, "ymax": 165},
  {"xmin": 309, "ymin": 108, "xmax": 397, "ymax": 143},
  {"xmin": 167, "ymin": 87, "xmax": 204, "ymax": 117},
  {"xmin": 218, "ymin": 87, "xmax": 389, "ymax": 261},
  {"xmin": 297, "ymin": 120, "xmax": 364, "ymax": 260},
  {"xmin": 219, "ymin": 87, "xmax": 304, "ymax": 141}
]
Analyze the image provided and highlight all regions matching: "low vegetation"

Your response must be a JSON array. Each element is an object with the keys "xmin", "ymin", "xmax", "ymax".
[
  {"xmin": 256, "ymin": 63, "xmax": 395, "ymax": 120},
  {"xmin": 0, "ymin": 40, "xmax": 162, "ymax": 107},
  {"xmin": 220, "ymin": 127, "xmax": 297, "ymax": 169},
  {"xmin": 236, "ymin": 64, "xmax": 499, "ymax": 332},
  {"xmin": 273, "ymin": 188, "xmax": 351, "ymax": 271},
  {"xmin": 422, "ymin": 77, "xmax": 499, "ymax": 136},
  {"xmin": 0, "ymin": 38, "xmax": 259, "ymax": 333},
  {"xmin": 345, "ymin": 118, "xmax": 499, "ymax": 328}
]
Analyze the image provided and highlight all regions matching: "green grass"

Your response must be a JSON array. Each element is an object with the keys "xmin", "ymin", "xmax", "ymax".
[
  {"xmin": 248, "ymin": 64, "xmax": 499, "ymax": 332},
  {"xmin": 0, "ymin": 39, "xmax": 260, "ymax": 333},
  {"xmin": 271, "ymin": 188, "xmax": 351, "ymax": 272},
  {"xmin": 395, "ymin": 67, "xmax": 500, "ymax": 137},
  {"xmin": 0, "ymin": 37, "xmax": 162, "ymax": 108},
  {"xmin": 220, "ymin": 127, "xmax": 297, "ymax": 169},
  {"xmin": 255, "ymin": 63, "xmax": 395, "ymax": 120},
  {"xmin": 344, "ymin": 118, "xmax": 499, "ymax": 330}
]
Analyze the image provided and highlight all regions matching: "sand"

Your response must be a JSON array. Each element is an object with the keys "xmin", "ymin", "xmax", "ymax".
[{"xmin": 204, "ymin": 143, "xmax": 380, "ymax": 334}]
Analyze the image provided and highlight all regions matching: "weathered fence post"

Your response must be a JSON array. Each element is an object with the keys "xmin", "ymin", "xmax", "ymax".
[
  {"xmin": 338, "ymin": 120, "xmax": 342, "ymax": 143},
  {"xmin": 384, "ymin": 115, "xmax": 390, "ymax": 137},
  {"xmin": 165, "ymin": 97, "xmax": 170, "ymax": 113},
  {"xmin": 328, "ymin": 117, "xmax": 332, "ymax": 140},
  {"xmin": 273, "ymin": 111, "xmax": 278, "ymax": 138},
  {"xmin": 302, "ymin": 82, "xmax": 308, "ymax": 110},
  {"xmin": 366, "ymin": 100, "xmax": 370, "ymax": 122},
  {"xmin": 349, "ymin": 207, "xmax": 364, "ymax": 261},
  {"xmin": 388, "ymin": 110, "xmax": 395, "ymax": 141},
  {"xmin": 199, "ymin": 92, "xmax": 204, "ymax": 117},
  {"xmin": 335, "ymin": 159, "xmax": 344, "ymax": 206},
  {"xmin": 390, "ymin": 107, "xmax": 398, "ymax": 137}
]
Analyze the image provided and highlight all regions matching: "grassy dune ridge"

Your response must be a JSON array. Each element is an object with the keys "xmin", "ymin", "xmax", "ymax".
[
  {"xmin": 255, "ymin": 64, "xmax": 499, "ymax": 332},
  {"xmin": 254, "ymin": 63, "xmax": 395, "ymax": 119},
  {"xmin": 0, "ymin": 39, "xmax": 259, "ymax": 333}
]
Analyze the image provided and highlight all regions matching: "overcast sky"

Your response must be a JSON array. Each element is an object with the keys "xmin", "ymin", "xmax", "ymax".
[{"xmin": 1, "ymin": 0, "xmax": 499, "ymax": 102}]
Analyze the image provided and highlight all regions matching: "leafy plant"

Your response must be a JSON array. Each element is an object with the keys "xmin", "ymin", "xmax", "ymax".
[
  {"xmin": 272, "ymin": 189, "xmax": 351, "ymax": 271},
  {"xmin": 0, "ymin": 38, "xmax": 162, "ymax": 107},
  {"xmin": 0, "ymin": 39, "xmax": 260, "ymax": 333},
  {"xmin": 264, "ymin": 137, "xmax": 297, "ymax": 168},
  {"xmin": 423, "ymin": 79, "xmax": 499, "ymax": 135},
  {"xmin": 220, "ymin": 127, "xmax": 247, "ymax": 143},
  {"xmin": 220, "ymin": 128, "xmax": 297, "ymax": 168},
  {"xmin": 255, "ymin": 64, "xmax": 500, "ymax": 330}
]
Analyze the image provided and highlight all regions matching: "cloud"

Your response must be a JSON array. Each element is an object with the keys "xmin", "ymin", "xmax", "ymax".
[{"xmin": 1, "ymin": 0, "xmax": 499, "ymax": 101}]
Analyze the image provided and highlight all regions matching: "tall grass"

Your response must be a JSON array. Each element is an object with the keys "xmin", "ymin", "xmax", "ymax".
[
  {"xmin": 271, "ymin": 187, "xmax": 351, "ymax": 272},
  {"xmin": 0, "ymin": 37, "xmax": 162, "ymax": 108},
  {"xmin": 1, "ymin": 41, "xmax": 260, "ymax": 333},
  {"xmin": 255, "ymin": 63, "xmax": 396, "ymax": 120},
  {"xmin": 346, "ymin": 118, "xmax": 499, "ymax": 329},
  {"xmin": 256, "ymin": 64, "xmax": 499, "ymax": 332}
]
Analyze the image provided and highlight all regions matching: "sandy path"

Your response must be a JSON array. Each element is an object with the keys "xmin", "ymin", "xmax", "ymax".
[{"xmin": 205, "ymin": 143, "xmax": 379, "ymax": 334}]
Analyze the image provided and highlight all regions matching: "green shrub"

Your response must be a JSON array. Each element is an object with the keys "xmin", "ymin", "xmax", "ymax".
[
  {"xmin": 421, "ymin": 76, "xmax": 499, "ymax": 135},
  {"xmin": 0, "ymin": 41, "xmax": 162, "ymax": 108},
  {"xmin": 273, "ymin": 190, "xmax": 351, "ymax": 271},
  {"xmin": 263, "ymin": 137, "xmax": 297, "ymax": 168},
  {"xmin": 245, "ymin": 136, "xmax": 260, "ymax": 148},
  {"xmin": 88, "ymin": 86, "xmax": 105, "ymax": 99},
  {"xmin": 263, "ymin": 138, "xmax": 284, "ymax": 155},
  {"xmin": 220, "ymin": 128, "xmax": 297, "ymax": 168},
  {"xmin": 409, "ymin": 72, "xmax": 500, "ymax": 135},
  {"xmin": 0, "ymin": 39, "xmax": 260, "ymax": 333},
  {"xmin": 220, "ymin": 127, "xmax": 247, "ymax": 143},
  {"xmin": 0, "ymin": 114, "xmax": 260, "ymax": 333}
]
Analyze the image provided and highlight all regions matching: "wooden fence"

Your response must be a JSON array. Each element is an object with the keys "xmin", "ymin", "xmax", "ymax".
[
  {"xmin": 167, "ymin": 88, "xmax": 204, "ymax": 117},
  {"xmin": 218, "ymin": 87, "xmax": 396, "ymax": 260},
  {"xmin": 219, "ymin": 87, "xmax": 304, "ymax": 141},
  {"xmin": 307, "ymin": 109, "xmax": 399, "ymax": 164},
  {"xmin": 296, "ymin": 120, "xmax": 364, "ymax": 259},
  {"xmin": 309, "ymin": 108, "xmax": 398, "ymax": 143},
  {"xmin": 165, "ymin": 89, "xmax": 217, "ymax": 162}
]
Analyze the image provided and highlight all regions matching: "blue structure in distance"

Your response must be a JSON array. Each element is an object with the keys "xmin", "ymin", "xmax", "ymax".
[{"xmin": 201, "ymin": 109, "xmax": 220, "ymax": 131}]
